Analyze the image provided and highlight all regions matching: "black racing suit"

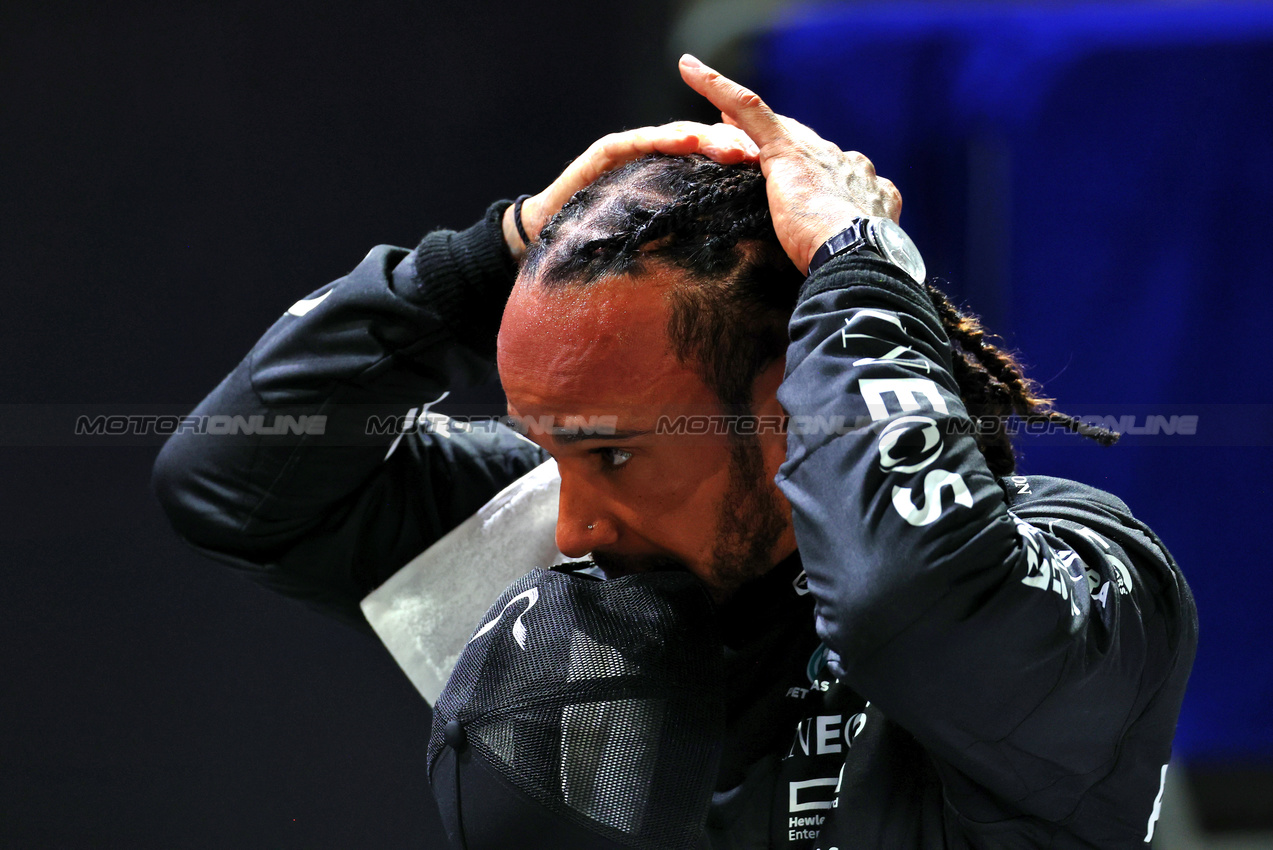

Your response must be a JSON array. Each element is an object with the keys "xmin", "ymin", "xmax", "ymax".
[{"xmin": 153, "ymin": 201, "xmax": 1197, "ymax": 849}]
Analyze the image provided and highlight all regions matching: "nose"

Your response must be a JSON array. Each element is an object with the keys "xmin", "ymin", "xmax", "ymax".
[{"xmin": 554, "ymin": 470, "xmax": 620, "ymax": 558}]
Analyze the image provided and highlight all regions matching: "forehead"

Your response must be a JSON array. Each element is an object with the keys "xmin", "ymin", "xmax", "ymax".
[{"xmin": 496, "ymin": 268, "xmax": 714, "ymax": 421}]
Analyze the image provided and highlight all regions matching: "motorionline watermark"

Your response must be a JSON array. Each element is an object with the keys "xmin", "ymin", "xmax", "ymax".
[
  {"xmin": 74, "ymin": 414, "xmax": 328, "ymax": 436},
  {"xmin": 364, "ymin": 412, "xmax": 1201, "ymax": 439},
  {"xmin": 655, "ymin": 413, "xmax": 1199, "ymax": 437},
  {"xmin": 61, "ymin": 409, "xmax": 1201, "ymax": 441},
  {"xmin": 71, "ymin": 410, "xmax": 1200, "ymax": 439}
]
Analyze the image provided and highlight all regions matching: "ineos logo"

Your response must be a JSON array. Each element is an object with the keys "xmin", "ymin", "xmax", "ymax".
[
  {"xmin": 469, "ymin": 588, "xmax": 539, "ymax": 650},
  {"xmin": 876, "ymin": 415, "xmax": 943, "ymax": 474}
]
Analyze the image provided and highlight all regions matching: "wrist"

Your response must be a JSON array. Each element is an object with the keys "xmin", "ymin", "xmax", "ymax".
[
  {"xmin": 806, "ymin": 217, "xmax": 925, "ymax": 285},
  {"xmin": 502, "ymin": 205, "xmax": 527, "ymax": 259},
  {"xmin": 502, "ymin": 194, "xmax": 539, "ymax": 260},
  {"xmin": 802, "ymin": 218, "xmax": 861, "ymax": 273},
  {"xmin": 408, "ymin": 200, "xmax": 518, "ymax": 358}
]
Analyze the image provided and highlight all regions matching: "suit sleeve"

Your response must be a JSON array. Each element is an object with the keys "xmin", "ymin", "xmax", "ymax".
[
  {"xmin": 774, "ymin": 254, "xmax": 1197, "ymax": 834},
  {"xmin": 152, "ymin": 201, "xmax": 547, "ymax": 633}
]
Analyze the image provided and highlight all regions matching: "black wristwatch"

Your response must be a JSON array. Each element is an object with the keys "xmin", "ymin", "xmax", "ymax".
[{"xmin": 806, "ymin": 216, "xmax": 926, "ymax": 285}]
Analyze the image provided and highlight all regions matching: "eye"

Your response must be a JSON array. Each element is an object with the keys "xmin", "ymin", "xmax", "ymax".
[{"xmin": 594, "ymin": 447, "xmax": 634, "ymax": 469}]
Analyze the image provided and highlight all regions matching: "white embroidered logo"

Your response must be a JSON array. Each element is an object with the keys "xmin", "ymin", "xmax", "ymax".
[
  {"xmin": 793, "ymin": 571, "xmax": 811, "ymax": 596},
  {"xmin": 285, "ymin": 289, "xmax": 332, "ymax": 317},
  {"xmin": 470, "ymin": 588, "xmax": 539, "ymax": 650},
  {"xmin": 1145, "ymin": 764, "xmax": 1168, "ymax": 841}
]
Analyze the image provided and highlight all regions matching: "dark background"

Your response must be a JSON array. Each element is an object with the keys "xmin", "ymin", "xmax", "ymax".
[
  {"xmin": 3, "ymin": 1, "xmax": 1271, "ymax": 847},
  {"xmin": 1, "ymin": 2, "xmax": 685, "ymax": 846}
]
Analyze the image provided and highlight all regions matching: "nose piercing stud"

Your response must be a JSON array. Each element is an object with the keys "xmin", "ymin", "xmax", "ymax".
[{"xmin": 587, "ymin": 524, "xmax": 594, "ymax": 530}]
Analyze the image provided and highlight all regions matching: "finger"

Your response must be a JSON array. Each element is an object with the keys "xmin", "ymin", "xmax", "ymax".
[
  {"xmin": 699, "ymin": 144, "xmax": 751, "ymax": 164},
  {"xmin": 846, "ymin": 150, "xmax": 876, "ymax": 178},
  {"xmin": 652, "ymin": 124, "xmax": 759, "ymax": 163},
  {"xmin": 577, "ymin": 129, "xmax": 688, "ymax": 182},
  {"xmin": 593, "ymin": 123, "xmax": 755, "ymax": 169},
  {"xmin": 594, "ymin": 123, "xmax": 711, "ymax": 165},
  {"xmin": 878, "ymin": 176, "xmax": 903, "ymax": 223},
  {"xmin": 532, "ymin": 119, "xmax": 763, "ymax": 238},
  {"xmin": 645, "ymin": 121, "xmax": 756, "ymax": 157},
  {"xmin": 701, "ymin": 123, "xmax": 760, "ymax": 161},
  {"xmin": 678, "ymin": 54, "xmax": 788, "ymax": 148},
  {"xmin": 723, "ymin": 106, "xmax": 829, "ymax": 156}
]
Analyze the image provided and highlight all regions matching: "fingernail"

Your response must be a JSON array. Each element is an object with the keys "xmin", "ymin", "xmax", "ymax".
[{"xmin": 680, "ymin": 53, "xmax": 703, "ymax": 69}]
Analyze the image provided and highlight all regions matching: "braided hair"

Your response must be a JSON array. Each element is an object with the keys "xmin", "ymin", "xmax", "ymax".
[
  {"xmin": 521, "ymin": 154, "xmax": 1116, "ymax": 476},
  {"xmin": 523, "ymin": 155, "xmax": 798, "ymax": 413},
  {"xmin": 925, "ymin": 288, "xmax": 1118, "ymax": 475}
]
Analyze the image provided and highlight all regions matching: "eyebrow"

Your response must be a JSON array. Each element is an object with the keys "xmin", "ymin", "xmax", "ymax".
[{"xmin": 553, "ymin": 428, "xmax": 653, "ymax": 445}]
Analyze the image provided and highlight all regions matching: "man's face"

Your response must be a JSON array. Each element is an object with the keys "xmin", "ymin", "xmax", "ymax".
[{"xmin": 496, "ymin": 265, "xmax": 796, "ymax": 597}]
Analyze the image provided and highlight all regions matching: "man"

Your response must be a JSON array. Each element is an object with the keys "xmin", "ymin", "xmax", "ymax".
[{"xmin": 154, "ymin": 57, "xmax": 1196, "ymax": 848}]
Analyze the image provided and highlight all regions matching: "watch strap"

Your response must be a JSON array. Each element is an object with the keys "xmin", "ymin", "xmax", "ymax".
[{"xmin": 807, "ymin": 220, "xmax": 883, "ymax": 277}]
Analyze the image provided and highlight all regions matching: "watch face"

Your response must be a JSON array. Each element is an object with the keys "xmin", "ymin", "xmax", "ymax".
[{"xmin": 870, "ymin": 218, "xmax": 926, "ymax": 285}]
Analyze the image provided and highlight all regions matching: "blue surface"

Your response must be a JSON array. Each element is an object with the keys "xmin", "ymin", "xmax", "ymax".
[{"xmin": 754, "ymin": 2, "xmax": 1273, "ymax": 763}]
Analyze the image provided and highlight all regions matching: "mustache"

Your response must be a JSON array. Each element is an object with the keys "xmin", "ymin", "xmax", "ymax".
[{"xmin": 590, "ymin": 550, "xmax": 688, "ymax": 578}]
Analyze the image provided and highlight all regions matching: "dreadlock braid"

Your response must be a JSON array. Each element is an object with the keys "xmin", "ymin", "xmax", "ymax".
[
  {"xmin": 925, "ymin": 286, "xmax": 1119, "ymax": 476},
  {"xmin": 546, "ymin": 162, "xmax": 776, "ymax": 282},
  {"xmin": 521, "ymin": 153, "xmax": 1118, "ymax": 473}
]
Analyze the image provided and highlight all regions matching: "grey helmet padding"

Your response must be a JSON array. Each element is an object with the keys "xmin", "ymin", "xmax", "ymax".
[{"xmin": 428, "ymin": 567, "xmax": 725, "ymax": 850}]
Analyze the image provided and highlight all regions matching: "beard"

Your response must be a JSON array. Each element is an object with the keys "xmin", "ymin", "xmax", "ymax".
[
  {"xmin": 705, "ymin": 434, "xmax": 788, "ymax": 593},
  {"xmin": 590, "ymin": 435, "xmax": 786, "ymax": 596}
]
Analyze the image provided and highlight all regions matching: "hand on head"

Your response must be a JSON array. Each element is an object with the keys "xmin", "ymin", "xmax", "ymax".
[
  {"xmin": 508, "ymin": 56, "xmax": 903, "ymax": 274},
  {"xmin": 677, "ymin": 53, "xmax": 902, "ymax": 273},
  {"xmin": 502, "ymin": 120, "xmax": 760, "ymax": 258}
]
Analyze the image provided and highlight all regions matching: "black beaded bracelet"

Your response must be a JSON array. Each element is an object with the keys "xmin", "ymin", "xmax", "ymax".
[{"xmin": 513, "ymin": 194, "xmax": 533, "ymax": 247}]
